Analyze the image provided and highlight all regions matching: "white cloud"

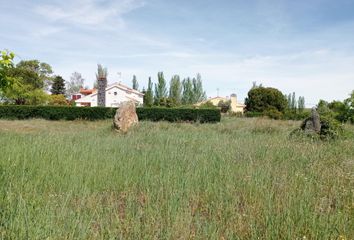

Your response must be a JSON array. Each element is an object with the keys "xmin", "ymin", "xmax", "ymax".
[{"xmin": 34, "ymin": 0, "xmax": 145, "ymax": 27}]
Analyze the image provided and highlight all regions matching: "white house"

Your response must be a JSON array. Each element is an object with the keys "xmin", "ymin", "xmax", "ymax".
[{"xmin": 75, "ymin": 82, "xmax": 144, "ymax": 107}]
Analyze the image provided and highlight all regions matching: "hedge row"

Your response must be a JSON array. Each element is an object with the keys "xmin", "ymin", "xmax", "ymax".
[{"xmin": 0, "ymin": 106, "xmax": 221, "ymax": 123}]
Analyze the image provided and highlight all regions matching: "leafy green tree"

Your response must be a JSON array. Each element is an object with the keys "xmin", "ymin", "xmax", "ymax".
[
  {"xmin": 14, "ymin": 60, "xmax": 53, "ymax": 89},
  {"xmin": 132, "ymin": 75, "xmax": 139, "ymax": 90},
  {"xmin": 143, "ymin": 77, "xmax": 154, "ymax": 107},
  {"xmin": 154, "ymin": 72, "xmax": 167, "ymax": 105},
  {"xmin": 345, "ymin": 90, "xmax": 354, "ymax": 123},
  {"xmin": 182, "ymin": 77, "xmax": 194, "ymax": 105},
  {"xmin": 51, "ymin": 76, "xmax": 66, "ymax": 95},
  {"xmin": 66, "ymin": 72, "xmax": 85, "ymax": 97},
  {"xmin": 192, "ymin": 73, "xmax": 206, "ymax": 103},
  {"xmin": 48, "ymin": 94, "xmax": 68, "ymax": 106},
  {"xmin": 0, "ymin": 50, "xmax": 15, "ymax": 92},
  {"xmin": 169, "ymin": 75, "xmax": 182, "ymax": 105},
  {"xmin": 3, "ymin": 60, "xmax": 52, "ymax": 105},
  {"xmin": 245, "ymin": 87, "xmax": 287, "ymax": 113}
]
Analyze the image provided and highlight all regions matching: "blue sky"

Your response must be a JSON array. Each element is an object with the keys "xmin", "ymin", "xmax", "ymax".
[{"xmin": 1, "ymin": 0, "xmax": 354, "ymax": 105}]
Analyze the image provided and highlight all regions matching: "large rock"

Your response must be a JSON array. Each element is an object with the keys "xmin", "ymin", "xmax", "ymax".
[
  {"xmin": 113, "ymin": 101, "xmax": 139, "ymax": 133},
  {"xmin": 302, "ymin": 107, "xmax": 321, "ymax": 134}
]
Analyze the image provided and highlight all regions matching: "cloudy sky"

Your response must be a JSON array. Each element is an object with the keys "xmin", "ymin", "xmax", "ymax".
[{"xmin": 1, "ymin": 0, "xmax": 354, "ymax": 105}]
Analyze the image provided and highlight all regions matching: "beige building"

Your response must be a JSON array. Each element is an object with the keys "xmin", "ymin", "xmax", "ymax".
[{"xmin": 195, "ymin": 94, "xmax": 246, "ymax": 113}]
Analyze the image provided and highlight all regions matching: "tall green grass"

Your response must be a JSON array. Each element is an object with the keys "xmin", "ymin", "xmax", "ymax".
[{"xmin": 0, "ymin": 118, "xmax": 353, "ymax": 239}]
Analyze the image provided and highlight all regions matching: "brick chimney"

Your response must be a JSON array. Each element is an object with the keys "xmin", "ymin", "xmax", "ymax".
[{"xmin": 97, "ymin": 77, "xmax": 107, "ymax": 107}]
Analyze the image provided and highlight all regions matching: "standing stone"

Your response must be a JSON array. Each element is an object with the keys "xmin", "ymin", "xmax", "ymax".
[
  {"xmin": 113, "ymin": 101, "xmax": 139, "ymax": 133},
  {"xmin": 97, "ymin": 77, "xmax": 107, "ymax": 107},
  {"xmin": 302, "ymin": 107, "xmax": 321, "ymax": 134}
]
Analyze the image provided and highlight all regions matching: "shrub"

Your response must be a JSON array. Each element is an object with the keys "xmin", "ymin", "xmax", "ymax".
[
  {"xmin": 218, "ymin": 100, "xmax": 231, "ymax": 113},
  {"xmin": 0, "ymin": 106, "xmax": 220, "ymax": 123},
  {"xmin": 244, "ymin": 111, "xmax": 263, "ymax": 118},
  {"xmin": 263, "ymin": 107, "xmax": 283, "ymax": 120},
  {"xmin": 291, "ymin": 114, "xmax": 344, "ymax": 140},
  {"xmin": 319, "ymin": 116, "xmax": 344, "ymax": 140},
  {"xmin": 199, "ymin": 101, "xmax": 218, "ymax": 109},
  {"xmin": 136, "ymin": 107, "xmax": 220, "ymax": 123},
  {"xmin": 48, "ymin": 94, "xmax": 68, "ymax": 106}
]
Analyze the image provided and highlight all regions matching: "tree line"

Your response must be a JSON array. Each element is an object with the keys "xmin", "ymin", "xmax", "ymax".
[{"xmin": 135, "ymin": 72, "xmax": 207, "ymax": 107}]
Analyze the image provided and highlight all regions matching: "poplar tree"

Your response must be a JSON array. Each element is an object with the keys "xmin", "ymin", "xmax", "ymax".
[
  {"xmin": 143, "ymin": 77, "xmax": 154, "ymax": 107},
  {"xmin": 154, "ymin": 72, "xmax": 167, "ymax": 105},
  {"xmin": 291, "ymin": 92, "xmax": 297, "ymax": 112},
  {"xmin": 298, "ymin": 96, "xmax": 305, "ymax": 112},
  {"xmin": 192, "ymin": 73, "xmax": 206, "ymax": 103},
  {"xmin": 169, "ymin": 75, "xmax": 182, "ymax": 105},
  {"xmin": 182, "ymin": 78, "xmax": 193, "ymax": 105}
]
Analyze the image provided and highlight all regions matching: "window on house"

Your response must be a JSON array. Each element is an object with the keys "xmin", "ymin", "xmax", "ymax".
[{"xmin": 114, "ymin": 92, "xmax": 117, "ymax": 96}]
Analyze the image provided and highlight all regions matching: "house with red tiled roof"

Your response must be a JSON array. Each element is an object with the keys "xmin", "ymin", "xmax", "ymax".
[{"xmin": 74, "ymin": 82, "xmax": 143, "ymax": 107}]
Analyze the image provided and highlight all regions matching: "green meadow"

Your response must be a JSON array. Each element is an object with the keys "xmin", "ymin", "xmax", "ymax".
[{"xmin": 0, "ymin": 118, "xmax": 353, "ymax": 239}]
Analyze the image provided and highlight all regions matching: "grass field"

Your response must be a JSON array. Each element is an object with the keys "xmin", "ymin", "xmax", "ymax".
[{"xmin": 0, "ymin": 118, "xmax": 353, "ymax": 239}]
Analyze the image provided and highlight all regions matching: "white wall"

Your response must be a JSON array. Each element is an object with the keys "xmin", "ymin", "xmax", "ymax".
[{"xmin": 76, "ymin": 85, "xmax": 143, "ymax": 107}]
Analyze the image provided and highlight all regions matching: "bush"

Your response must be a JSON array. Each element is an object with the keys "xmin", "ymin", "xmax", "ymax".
[
  {"xmin": 136, "ymin": 107, "xmax": 220, "ymax": 123},
  {"xmin": 291, "ymin": 114, "xmax": 344, "ymax": 141},
  {"xmin": 199, "ymin": 101, "xmax": 218, "ymax": 109},
  {"xmin": 217, "ymin": 100, "xmax": 231, "ymax": 113},
  {"xmin": 0, "ymin": 106, "xmax": 221, "ymax": 123},
  {"xmin": 283, "ymin": 109, "xmax": 311, "ymax": 120},
  {"xmin": 244, "ymin": 111, "xmax": 263, "ymax": 118},
  {"xmin": 48, "ymin": 94, "xmax": 68, "ymax": 106},
  {"xmin": 319, "ymin": 116, "xmax": 344, "ymax": 140},
  {"xmin": 263, "ymin": 107, "xmax": 283, "ymax": 120}
]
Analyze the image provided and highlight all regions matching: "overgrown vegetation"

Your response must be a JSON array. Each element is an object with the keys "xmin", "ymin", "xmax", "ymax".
[
  {"xmin": 0, "ymin": 118, "xmax": 353, "ymax": 239},
  {"xmin": 0, "ymin": 105, "xmax": 221, "ymax": 122}
]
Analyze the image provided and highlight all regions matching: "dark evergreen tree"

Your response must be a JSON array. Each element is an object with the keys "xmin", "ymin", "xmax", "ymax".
[{"xmin": 50, "ymin": 75, "xmax": 66, "ymax": 95}]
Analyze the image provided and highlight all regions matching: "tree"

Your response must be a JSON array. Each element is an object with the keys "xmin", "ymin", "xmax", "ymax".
[
  {"xmin": 169, "ymin": 75, "xmax": 182, "ymax": 105},
  {"xmin": 287, "ymin": 93, "xmax": 292, "ymax": 109},
  {"xmin": 15, "ymin": 60, "xmax": 53, "ymax": 89},
  {"xmin": 2, "ymin": 59, "xmax": 52, "ymax": 105},
  {"xmin": 0, "ymin": 50, "xmax": 15, "ymax": 92},
  {"xmin": 291, "ymin": 92, "xmax": 297, "ymax": 112},
  {"xmin": 192, "ymin": 73, "xmax": 206, "ymax": 103},
  {"xmin": 143, "ymin": 77, "xmax": 154, "ymax": 107},
  {"xmin": 298, "ymin": 96, "xmax": 305, "ymax": 113},
  {"xmin": 66, "ymin": 72, "xmax": 85, "ymax": 97},
  {"xmin": 154, "ymin": 72, "xmax": 167, "ymax": 105},
  {"xmin": 245, "ymin": 87, "xmax": 287, "ymax": 113},
  {"xmin": 48, "ymin": 94, "xmax": 68, "ymax": 106},
  {"xmin": 51, "ymin": 76, "xmax": 66, "ymax": 95},
  {"xmin": 182, "ymin": 77, "xmax": 194, "ymax": 105},
  {"xmin": 132, "ymin": 75, "xmax": 139, "ymax": 90}
]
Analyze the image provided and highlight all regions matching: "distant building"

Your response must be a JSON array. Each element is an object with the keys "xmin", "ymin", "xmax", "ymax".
[
  {"xmin": 71, "ymin": 88, "xmax": 96, "ymax": 102},
  {"xmin": 74, "ymin": 82, "xmax": 144, "ymax": 107},
  {"xmin": 195, "ymin": 94, "xmax": 246, "ymax": 113}
]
